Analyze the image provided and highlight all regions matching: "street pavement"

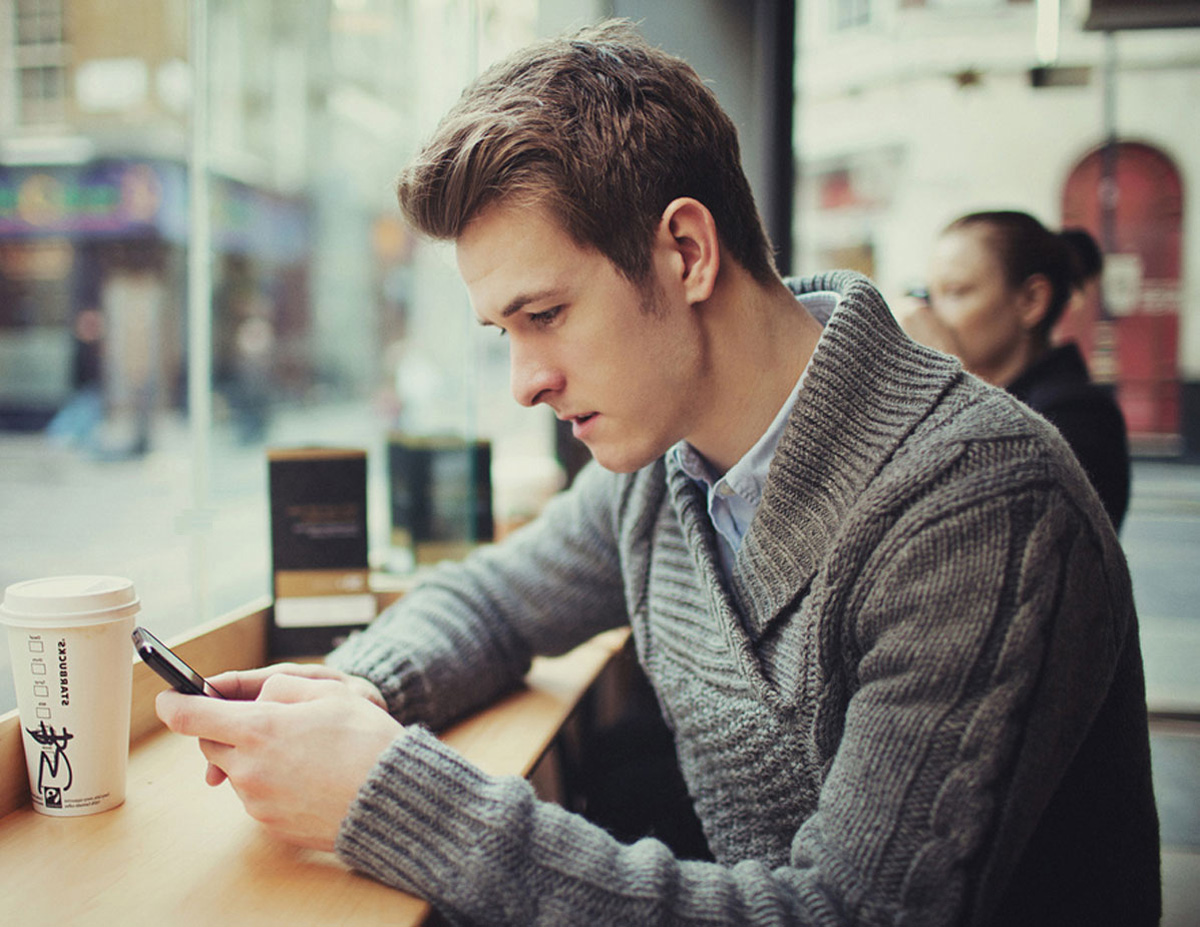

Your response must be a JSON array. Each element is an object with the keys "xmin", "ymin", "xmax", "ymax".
[{"xmin": 1122, "ymin": 460, "xmax": 1200, "ymax": 711}]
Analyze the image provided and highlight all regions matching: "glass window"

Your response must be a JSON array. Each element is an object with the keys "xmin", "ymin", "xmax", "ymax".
[
  {"xmin": 11, "ymin": 0, "xmax": 69, "ymax": 126},
  {"xmin": 0, "ymin": 0, "xmax": 562, "ymax": 713},
  {"xmin": 831, "ymin": 0, "xmax": 872, "ymax": 30},
  {"xmin": 15, "ymin": 0, "xmax": 65, "ymax": 46},
  {"xmin": 5, "ymin": 1, "xmax": 1196, "ymax": 726}
]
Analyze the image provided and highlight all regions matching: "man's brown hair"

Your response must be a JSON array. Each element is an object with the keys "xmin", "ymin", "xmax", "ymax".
[{"xmin": 396, "ymin": 19, "xmax": 777, "ymax": 285}]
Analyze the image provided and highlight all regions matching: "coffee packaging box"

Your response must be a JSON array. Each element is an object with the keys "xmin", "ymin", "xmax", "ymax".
[
  {"xmin": 388, "ymin": 434, "xmax": 493, "ymax": 569},
  {"xmin": 268, "ymin": 447, "xmax": 373, "ymax": 656}
]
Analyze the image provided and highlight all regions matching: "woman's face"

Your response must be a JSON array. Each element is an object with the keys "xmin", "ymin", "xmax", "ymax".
[{"xmin": 926, "ymin": 226, "xmax": 1037, "ymax": 386}]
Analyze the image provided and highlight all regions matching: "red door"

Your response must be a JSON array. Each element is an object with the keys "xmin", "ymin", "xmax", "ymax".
[{"xmin": 1059, "ymin": 141, "xmax": 1183, "ymax": 443}]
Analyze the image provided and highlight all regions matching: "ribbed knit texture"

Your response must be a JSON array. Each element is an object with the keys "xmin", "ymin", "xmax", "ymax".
[{"xmin": 328, "ymin": 271, "xmax": 1159, "ymax": 927}]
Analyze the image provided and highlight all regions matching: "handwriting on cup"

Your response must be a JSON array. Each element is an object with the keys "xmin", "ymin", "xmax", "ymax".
[{"xmin": 26, "ymin": 721, "xmax": 74, "ymax": 807}]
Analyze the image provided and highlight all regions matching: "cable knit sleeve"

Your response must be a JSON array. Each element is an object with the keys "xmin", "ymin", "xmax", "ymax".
[
  {"xmin": 326, "ymin": 461, "xmax": 630, "ymax": 730},
  {"xmin": 802, "ymin": 470, "xmax": 1120, "ymax": 924},
  {"xmin": 332, "ymin": 463, "xmax": 1128, "ymax": 926}
]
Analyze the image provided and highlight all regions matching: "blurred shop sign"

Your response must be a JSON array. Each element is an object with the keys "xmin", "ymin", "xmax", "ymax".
[
  {"xmin": 1103, "ymin": 253, "xmax": 1142, "ymax": 316},
  {"xmin": 0, "ymin": 161, "xmax": 180, "ymax": 238},
  {"xmin": 0, "ymin": 160, "xmax": 308, "ymax": 265},
  {"xmin": 1086, "ymin": 0, "xmax": 1200, "ymax": 30}
]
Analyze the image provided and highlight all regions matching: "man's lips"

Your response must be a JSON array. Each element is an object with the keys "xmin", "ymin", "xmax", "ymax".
[{"xmin": 561, "ymin": 411, "xmax": 599, "ymax": 439}]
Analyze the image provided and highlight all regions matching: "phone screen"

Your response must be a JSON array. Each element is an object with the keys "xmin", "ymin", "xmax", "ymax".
[{"xmin": 132, "ymin": 627, "xmax": 226, "ymax": 698}]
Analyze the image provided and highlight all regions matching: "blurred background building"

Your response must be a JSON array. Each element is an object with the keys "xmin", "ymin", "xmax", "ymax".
[
  {"xmin": 0, "ymin": 0, "xmax": 485, "ymax": 445},
  {"xmin": 794, "ymin": 0, "xmax": 1200, "ymax": 457},
  {"xmin": 3, "ymin": 0, "xmax": 1197, "ymax": 456}
]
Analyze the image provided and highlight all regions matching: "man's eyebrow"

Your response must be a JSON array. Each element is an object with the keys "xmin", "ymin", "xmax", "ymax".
[
  {"xmin": 499, "ymin": 287, "xmax": 561, "ymax": 319},
  {"xmin": 474, "ymin": 286, "xmax": 565, "ymax": 327}
]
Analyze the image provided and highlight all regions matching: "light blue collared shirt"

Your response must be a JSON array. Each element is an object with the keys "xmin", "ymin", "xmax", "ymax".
[
  {"xmin": 671, "ymin": 289, "xmax": 837, "ymax": 582},
  {"xmin": 672, "ymin": 367, "xmax": 807, "ymax": 581}
]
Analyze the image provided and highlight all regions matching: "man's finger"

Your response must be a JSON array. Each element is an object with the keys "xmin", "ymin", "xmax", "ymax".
[
  {"xmin": 199, "ymin": 739, "xmax": 235, "ymax": 785},
  {"xmin": 156, "ymin": 688, "xmax": 257, "ymax": 744},
  {"xmin": 207, "ymin": 663, "xmax": 355, "ymax": 701},
  {"xmin": 202, "ymin": 669, "xmax": 267, "ymax": 701},
  {"xmin": 257, "ymin": 673, "xmax": 346, "ymax": 705}
]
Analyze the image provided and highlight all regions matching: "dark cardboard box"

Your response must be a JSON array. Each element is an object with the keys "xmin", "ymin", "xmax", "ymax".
[
  {"xmin": 388, "ymin": 434, "xmax": 493, "ymax": 568},
  {"xmin": 268, "ymin": 447, "xmax": 373, "ymax": 656}
]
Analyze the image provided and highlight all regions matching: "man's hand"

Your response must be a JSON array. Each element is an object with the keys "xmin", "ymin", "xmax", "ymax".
[
  {"xmin": 156, "ymin": 674, "xmax": 403, "ymax": 852},
  {"xmin": 207, "ymin": 662, "xmax": 388, "ymax": 710},
  {"xmin": 194, "ymin": 663, "xmax": 387, "ymax": 789}
]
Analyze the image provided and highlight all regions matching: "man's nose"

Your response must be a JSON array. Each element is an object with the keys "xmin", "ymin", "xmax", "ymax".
[{"xmin": 509, "ymin": 339, "xmax": 564, "ymax": 408}]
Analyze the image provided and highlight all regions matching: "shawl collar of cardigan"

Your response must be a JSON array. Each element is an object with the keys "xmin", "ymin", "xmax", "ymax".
[{"xmin": 665, "ymin": 271, "xmax": 964, "ymax": 644}]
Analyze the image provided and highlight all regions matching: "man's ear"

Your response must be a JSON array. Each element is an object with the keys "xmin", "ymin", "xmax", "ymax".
[
  {"xmin": 1017, "ymin": 274, "xmax": 1053, "ymax": 331},
  {"xmin": 657, "ymin": 197, "xmax": 719, "ymax": 305}
]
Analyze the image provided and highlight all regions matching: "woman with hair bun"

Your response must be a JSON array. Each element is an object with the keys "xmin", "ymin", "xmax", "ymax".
[{"xmin": 902, "ymin": 210, "xmax": 1130, "ymax": 530}]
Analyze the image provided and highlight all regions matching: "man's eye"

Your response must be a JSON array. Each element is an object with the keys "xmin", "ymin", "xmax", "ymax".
[{"xmin": 529, "ymin": 306, "xmax": 564, "ymax": 327}]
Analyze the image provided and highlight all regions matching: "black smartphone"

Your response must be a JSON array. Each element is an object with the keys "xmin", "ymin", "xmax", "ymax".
[{"xmin": 132, "ymin": 626, "xmax": 227, "ymax": 698}]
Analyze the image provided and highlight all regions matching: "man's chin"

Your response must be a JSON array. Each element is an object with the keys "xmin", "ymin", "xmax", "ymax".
[{"xmin": 587, "ymin": 443, "xmax": 661, "ymax": 475}]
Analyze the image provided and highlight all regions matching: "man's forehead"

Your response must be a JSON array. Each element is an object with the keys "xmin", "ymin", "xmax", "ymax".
[
  {"xmin": 457, "ymin": 203, "xmax": 549, "ymax": 273},
  {"xmin": 456, "ymin": 205, "xmax": 581, "ymax": 315}
]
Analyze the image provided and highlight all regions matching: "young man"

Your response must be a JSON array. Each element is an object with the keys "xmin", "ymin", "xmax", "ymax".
[{"xmin": 158, "ymin": 20, "xmax": 1160, "ymax": 926}]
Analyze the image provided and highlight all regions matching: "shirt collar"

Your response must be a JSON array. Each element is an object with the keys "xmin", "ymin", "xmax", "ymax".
[
  {"xmin": 673, "ymin": 362, "xmax": 807, "ymax": 505},
  {"xmin": 671, "ymin": 289, "xmax": 836, "ymax": 494}
]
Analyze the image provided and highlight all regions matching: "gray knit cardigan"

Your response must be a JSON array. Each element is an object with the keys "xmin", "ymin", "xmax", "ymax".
[{"xmin": 328, "ymin": 271, "xmax": 1160, "ymax": 927}]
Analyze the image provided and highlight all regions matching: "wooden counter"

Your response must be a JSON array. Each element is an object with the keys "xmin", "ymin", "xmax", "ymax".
[{"xmin": 0, "ymin": 597, "xmax": 629, "ymax": 926}]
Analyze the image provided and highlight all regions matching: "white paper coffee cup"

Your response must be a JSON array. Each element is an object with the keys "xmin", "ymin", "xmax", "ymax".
[{"xmin": 1, "ymin": 576, "xmax": 139, "ymax": 816}]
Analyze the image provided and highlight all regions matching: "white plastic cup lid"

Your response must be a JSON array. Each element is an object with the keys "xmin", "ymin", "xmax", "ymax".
[{"xmin": 0, "ymin": 575, "xmax": 141, "ymax": 627}]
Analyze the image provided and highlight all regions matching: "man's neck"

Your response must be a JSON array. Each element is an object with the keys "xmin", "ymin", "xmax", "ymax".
[{"xmin": 686, "ymin": 269, "xmax": 824, "ymax": 475}]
